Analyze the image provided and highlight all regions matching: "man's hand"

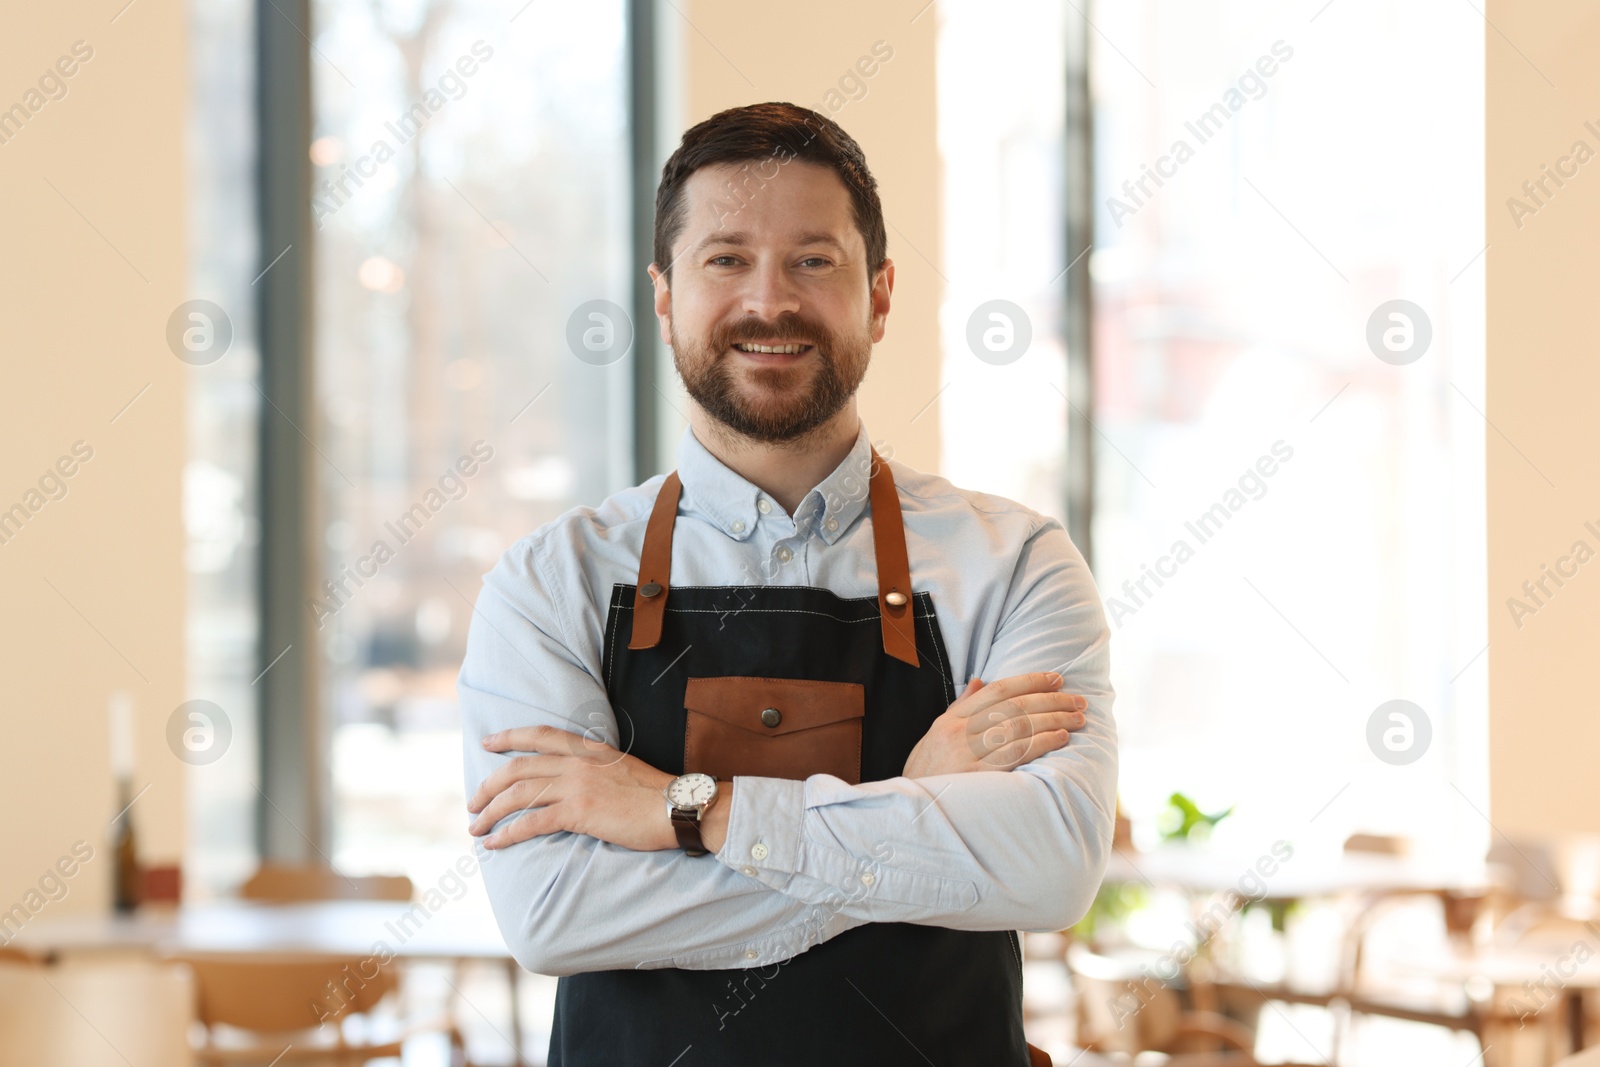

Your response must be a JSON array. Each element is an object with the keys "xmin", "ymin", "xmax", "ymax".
[
  {"xmin": 467, "ymin": 726, "xmax": 680, "ymax": 852},
  {"xmin": 902, "ymin": 671, "xmax": 1088, "ymax": 778}
]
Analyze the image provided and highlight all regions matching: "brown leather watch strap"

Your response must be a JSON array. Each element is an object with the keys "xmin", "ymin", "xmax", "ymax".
[
  {"xmin": 669, "ymin": 806, "xmax": 708, "ymax": 856},
  {"xmin": 629, "ymin": 470, "xmax": 682, "ymax": 651},
  {"xmin": 867, "ymin": 446, "xmax": 919, "ymax": 668}
]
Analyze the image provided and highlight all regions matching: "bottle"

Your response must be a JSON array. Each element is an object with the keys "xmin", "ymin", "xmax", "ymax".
[{"xmin": 112, "ymin": 778, "xmax": 140, "ymax": 913}]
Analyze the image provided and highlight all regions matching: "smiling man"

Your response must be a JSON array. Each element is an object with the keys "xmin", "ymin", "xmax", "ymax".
[{"xmin": 459, "ymin": 102, "xmax": 1117, "ymax": 1067}]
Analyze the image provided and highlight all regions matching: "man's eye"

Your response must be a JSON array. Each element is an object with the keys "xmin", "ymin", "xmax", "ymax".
[
  {"xmin": 799, "ymin": 257, "xmax": 830, "ymax": 268},
  {"xmin": 709, "ymin": 255, "xmax": 739, "ymax": 266}
]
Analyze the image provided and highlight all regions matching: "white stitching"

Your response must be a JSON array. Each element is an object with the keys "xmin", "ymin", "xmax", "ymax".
[
  {"xmin": 604, "ymin": 584, "xmax": 626, "ymax": 686},
  {"xmin": 920, "ymin": 597, "xmax": 955, "ymax": 697}
]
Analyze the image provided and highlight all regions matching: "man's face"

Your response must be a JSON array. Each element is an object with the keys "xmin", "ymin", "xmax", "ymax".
[{"xmin": 650, "ymin": 161, "xmax": 892, "ymax": 444}]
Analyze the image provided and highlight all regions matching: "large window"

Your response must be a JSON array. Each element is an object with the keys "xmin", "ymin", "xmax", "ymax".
[
  {"xmin": 184, "ymin": 0, "xmax": 261, "ymax": 899},
  {"xmin": 936, "ymin": 0, "xmax": 1072, "ymax": 519},
  {"xmin": 308, "ymin": 0, "xmax": 633, "ymax": 882},
  {"xmin": 1087, "ymin": 0, "xmax": 1486, "ymax": 865}
]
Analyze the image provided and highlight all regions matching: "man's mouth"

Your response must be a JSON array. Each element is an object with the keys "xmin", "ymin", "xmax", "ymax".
[{"xmin": 732, "ymin": 341, "xmax": 812, "ymax": 355}]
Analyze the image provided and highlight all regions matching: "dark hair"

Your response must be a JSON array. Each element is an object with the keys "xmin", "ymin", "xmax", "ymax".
[{"xmin": 652, "ymin": 102, "xmax": 887, "ymax": 287}]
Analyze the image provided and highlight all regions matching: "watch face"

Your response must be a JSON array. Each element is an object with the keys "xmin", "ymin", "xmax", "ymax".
[{"xmin": 668, "ymin": 772, "xmax": 717, "ymax": 809}]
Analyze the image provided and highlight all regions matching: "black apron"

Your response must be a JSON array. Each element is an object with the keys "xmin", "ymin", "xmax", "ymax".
[{"xmin": 547, "ymin": 446, "xmax": 1043, "ymax": 1067}]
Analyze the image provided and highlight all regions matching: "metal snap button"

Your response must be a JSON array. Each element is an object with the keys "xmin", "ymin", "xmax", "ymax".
[
  {"xmin": 760, "ymin": 707, "xmax": 782, "ymax": 728},
  {"xmin": 640, "ymin": 582, "xmax": 662, "ymax": 598},
  {"xmin": 885, "ymin": 590, "xmax": 907, "ymax": 606}
]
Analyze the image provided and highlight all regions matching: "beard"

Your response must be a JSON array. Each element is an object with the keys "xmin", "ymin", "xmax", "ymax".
[{"xmin": 670, "ymin": 309, "xmax": 871, "ymax": 445}]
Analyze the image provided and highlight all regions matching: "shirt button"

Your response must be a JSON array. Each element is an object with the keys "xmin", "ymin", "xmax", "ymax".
[
  {"xmin": 825, "ymin": 518, "xmax": 839, "ymax": 532},
  {"xmin": 751, "ymin": 842, "xmax": 769, "ymax": 861},
  {"xmin": 731, "ymin": 519, "xmax": 746, "ymax": 533},
  {"xmin": 860, "ymin": 871, "xmax": 876, "ymax": 886},
  {"xmin": 744, "ymin": 949, "xmax": 759, "ymax": 960},
  {"xmin": 757, "ymin": 498, "xmax": 772, "ymax": 513},
  {"xmin": 740, "ymin": 866, "xmax": 757, "ymax": 876},
  {"xmin": 776, "ymin": 546, "xmax": 792, "ymax": 563}
]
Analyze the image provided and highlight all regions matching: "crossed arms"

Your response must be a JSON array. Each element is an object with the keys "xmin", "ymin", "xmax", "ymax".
[{"xmin": 457, "ymin": 518, "xmax": 1117, "ymax": 976}]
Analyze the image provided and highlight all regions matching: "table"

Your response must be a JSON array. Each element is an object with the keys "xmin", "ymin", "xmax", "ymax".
[
  {"xmin": 1097, "ymin": 846, "xmax": 1521, "ymax": 1059},
  {"xmin": 13, "ymin": 900, "xmax": 533, "ymax": 1065},
  {"xmin": 1104, "ymin": 845, "xmax": 1512, "ymax": 962},
  {"xmin": 1103, "ymin": 845, "xmax": 1507, "ymax": 902}
]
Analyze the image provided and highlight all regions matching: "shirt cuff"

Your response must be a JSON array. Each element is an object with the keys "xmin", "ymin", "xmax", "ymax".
[
  {"xmin": 714, "ymin": 774, "xmax": 979, "ymax": 917},
  {"xmin": 717, "ymin": 775, "xmax": 805, "ymax": 883}
]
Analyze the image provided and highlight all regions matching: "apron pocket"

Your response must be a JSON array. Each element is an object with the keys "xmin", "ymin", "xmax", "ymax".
[{"xmin": 683, "ymin": 676, "xmax": 865, "ymax": 784}]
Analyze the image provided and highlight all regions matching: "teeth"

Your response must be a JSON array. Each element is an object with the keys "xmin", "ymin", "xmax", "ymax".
[{"xmin": 734, "ymin": 343, "xmax": 806, "ymax": 354}]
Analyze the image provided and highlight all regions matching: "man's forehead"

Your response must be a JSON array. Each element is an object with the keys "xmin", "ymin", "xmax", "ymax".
[{"xmin": 678, "ymin": 161, "xmax": 858, "ymax": 249}]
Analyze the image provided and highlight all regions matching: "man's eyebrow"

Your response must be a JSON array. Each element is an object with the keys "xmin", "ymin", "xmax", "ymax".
[{"xmin": 691, "ymin": 231, "xmax": 849, "ymax": 255}]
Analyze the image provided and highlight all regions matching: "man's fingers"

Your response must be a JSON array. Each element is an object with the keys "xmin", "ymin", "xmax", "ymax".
[
  {"xmin": 470, "ymin": 778, "xmax": 560, "ymax": 837},
  {"xmin": 467, "ymin": 753, "xmax": 563, "ymax": 814},
  {"xmin": 969, "ymin": 695, "xmax": 1087, "ymax": 738},
  {"xmin": 979, "ymin": 728, "xmax": 1072, "ymax": 770},
  {"xmin": 481, "ymin": 724, "xmax": 594, "ymax": 756},
  {"xmin": 1032, "ymin": 709, "xmax": 1089, "ymax": 734},
  {"xmin": 972, "ymin": 707, "xmax": 1084, "ymax": 753},
  {"xmin": 959, "ymin": 672, "xmax": 1068, "ymax": 717},
  {"xmin": 484, "ymin": 801, "xmax": 564, "ymax": 849},
  {"xmin": 948, "ymin": 678, "xmax": 983, "ymax": 715}
]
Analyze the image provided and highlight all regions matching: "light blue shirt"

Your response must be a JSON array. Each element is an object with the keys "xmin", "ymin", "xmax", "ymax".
[{"xmin": 458, "ymin": 419, "xmax": 1118, "ymax": 976}]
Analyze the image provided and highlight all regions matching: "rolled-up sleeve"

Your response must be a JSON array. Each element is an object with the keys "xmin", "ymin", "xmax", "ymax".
[{"xmin": 713, "ymin": 517, "xmax": 1118, "ymax": 933}]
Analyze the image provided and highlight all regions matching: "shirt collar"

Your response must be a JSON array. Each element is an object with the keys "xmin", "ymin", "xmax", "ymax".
[{"xmin": 674, "ymin": 420, "xmax": 878, "ymax": 545}]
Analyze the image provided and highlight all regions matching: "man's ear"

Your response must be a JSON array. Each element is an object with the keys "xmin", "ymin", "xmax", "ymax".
[
  {"xmin": 647, "ymin": 262, "xmax": 672, "ymax": 346},
  {"xmin": 869, "ymin": 258, "xmax": 894, "ymax": 344}
]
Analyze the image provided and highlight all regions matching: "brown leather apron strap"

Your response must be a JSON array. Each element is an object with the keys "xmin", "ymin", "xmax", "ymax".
[
  {"xmin": 627, "ymin": 470, "xmax": 681, "ymax": 651},
  {"xmin": 867, "ymin": 446, "xmax": 919, "ymax": 668},
  {"xmin": 629, "ymin": 447, "xmax": 920, "ymax": 668}
]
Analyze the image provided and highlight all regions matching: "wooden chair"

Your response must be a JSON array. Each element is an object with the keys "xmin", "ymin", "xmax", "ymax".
[
  {"xmin": 0, "ymin": 958, "xmax": 196, "ymax": 1066},
  {"xmin": 169, "ymin": 952, "xmax": 469, "ymax": 1065},
  {"xmin": 1342, "ymin": 832, "xmax": 1409, "ymax": 857},
  {"xmin": 0, "ymin": 943, "xmax": 49, "ymax": 964},
  {"xmin": 240, "ymin": 863, "xmax": 414, "ymax": 903},
  {"xmin": 1067, "ymin": 940, "xmax": 1268, "ymax": 1059}
]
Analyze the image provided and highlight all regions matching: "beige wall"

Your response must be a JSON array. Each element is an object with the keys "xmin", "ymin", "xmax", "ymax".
[
  {"xmin": 673, "ymin": 0, "xmax": 943, "ymax": 473},
  {"xmin": 1487, "ymin": 2, "xmax": 1600, "ymax": 836},
  {"xmin": 0, "ymin": 3, "xmax": 187, "ymax": 916}
]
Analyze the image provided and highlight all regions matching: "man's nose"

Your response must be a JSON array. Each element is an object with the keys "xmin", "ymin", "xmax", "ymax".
[{"xmin": 741, "ymin": 260, "xmax": 803, "ymax": 321}]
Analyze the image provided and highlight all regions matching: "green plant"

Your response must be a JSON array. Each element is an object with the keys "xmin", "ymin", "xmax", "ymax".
[
  {"xmin": 1157, "ymin": 791, "xmax": 1233, "ymax": 843},
  {"xmin": 1069, "ymin": 880, "xmax": 1147, "ymax": 942}
]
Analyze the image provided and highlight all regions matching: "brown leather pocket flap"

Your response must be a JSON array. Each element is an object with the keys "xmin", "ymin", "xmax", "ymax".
[{"xmin": 683, "ymin": 676, "xmax": 864, "ymax": 737}]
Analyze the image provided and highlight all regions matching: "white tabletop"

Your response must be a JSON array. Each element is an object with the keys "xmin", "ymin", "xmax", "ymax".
[
  {"xmin": 12, "ymin": 899, "xmax": 516, "ymax": 963},
  {"xmin": 1103, "ymin": 846, "xmax": 1507, "ymax": 901}
]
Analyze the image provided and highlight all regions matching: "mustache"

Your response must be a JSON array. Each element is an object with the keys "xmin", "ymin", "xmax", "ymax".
[{"xmin": 715, "ymin": 318, "xmax": 828, "ymax": 348}]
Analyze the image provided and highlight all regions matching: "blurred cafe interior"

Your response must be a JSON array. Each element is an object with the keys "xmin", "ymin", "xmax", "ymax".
[{"xmin": 3, "ymin": 0, "xmax": 1598, "ymax": 1065}]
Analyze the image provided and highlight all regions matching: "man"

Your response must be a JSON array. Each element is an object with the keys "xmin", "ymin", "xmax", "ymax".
[{"xmin": 459, "ymin": 101, "xmax": 1117, "ymax": 1066}]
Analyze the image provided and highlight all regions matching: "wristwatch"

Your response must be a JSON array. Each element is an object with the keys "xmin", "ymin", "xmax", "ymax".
[{"xmin": 665, "ymin": 772, "xmax": 719, "ymax": 856}]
